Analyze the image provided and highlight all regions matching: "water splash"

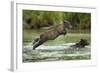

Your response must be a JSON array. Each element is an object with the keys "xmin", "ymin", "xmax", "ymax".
[
  {"xmin": 23, "ymin": 42, "xmax": 74, "ymax": 52},
  {"xmin": 23, "ymin": 42, "xmax": 91, "ymax": 62}
]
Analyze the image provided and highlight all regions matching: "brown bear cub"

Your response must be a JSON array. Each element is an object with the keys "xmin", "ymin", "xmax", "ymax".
[{"xmin": 70, "ymin": 39, "xmax": 89, "ymax": 48}]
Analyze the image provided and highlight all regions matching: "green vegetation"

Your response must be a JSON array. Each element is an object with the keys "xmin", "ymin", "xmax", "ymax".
[
  {"xmin": 64, "ymin": 12, "xmax": 91, "ymax": 29},
  {"xmin": 23, "ymin": 10, "xmax": 64, "ymax": 29},
  {"xmin": 23, "ymin": 10, "xmax": 91, "ymax": 30}
]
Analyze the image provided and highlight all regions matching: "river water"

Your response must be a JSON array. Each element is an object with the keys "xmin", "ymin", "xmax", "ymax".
[{"xmin": 23, "ymin": 43, "xmax": 91, "ymax": 62}]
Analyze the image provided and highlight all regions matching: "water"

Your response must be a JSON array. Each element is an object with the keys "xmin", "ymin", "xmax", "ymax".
[{"xmin": 23, "ymin": 43, "xmax": 91, "ymax": 62}]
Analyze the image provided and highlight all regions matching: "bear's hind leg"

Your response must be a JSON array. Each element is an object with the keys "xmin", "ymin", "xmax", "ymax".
[
  {"xmin": 32, "ymin": 38, "xmax": 39, "ymax": 45},
  {"xmin": 33, "ymin": 39, "xmax": 44, "ymax": 50}
]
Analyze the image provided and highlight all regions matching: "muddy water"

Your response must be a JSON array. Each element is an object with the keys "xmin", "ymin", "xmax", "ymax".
[{"xmin": 23, "ymin": 43, "xmax": 91, "ymax": 62}]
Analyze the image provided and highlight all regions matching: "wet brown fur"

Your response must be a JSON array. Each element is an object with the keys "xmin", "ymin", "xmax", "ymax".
[{"xmin": 32, "ymin": 20, "xmax": 72, "ymax": 50}]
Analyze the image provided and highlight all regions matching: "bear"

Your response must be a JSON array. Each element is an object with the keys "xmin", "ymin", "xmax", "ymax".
[
  {"xmin": 32, "ymin": 20, "xmax": 72, "ymax": 50},
  {"xmin": 70, "ymin": 39, "xmax": 89, "ymax": 48}
]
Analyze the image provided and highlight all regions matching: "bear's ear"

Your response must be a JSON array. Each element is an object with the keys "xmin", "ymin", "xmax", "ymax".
[{"xmin": 63, "ymin": 20, "xmax": 72, "ymax": 29}]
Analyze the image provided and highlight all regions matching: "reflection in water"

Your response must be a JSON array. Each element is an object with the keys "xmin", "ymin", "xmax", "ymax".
[{"xmin": 23, "ymin": 43, "xmax": 91, "ymax": 62}]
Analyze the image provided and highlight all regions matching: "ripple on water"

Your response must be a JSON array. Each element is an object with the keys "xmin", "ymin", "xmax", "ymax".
[{"xmin": 23, "ymin": 43, "xmax": 91, "ymax": 62}]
